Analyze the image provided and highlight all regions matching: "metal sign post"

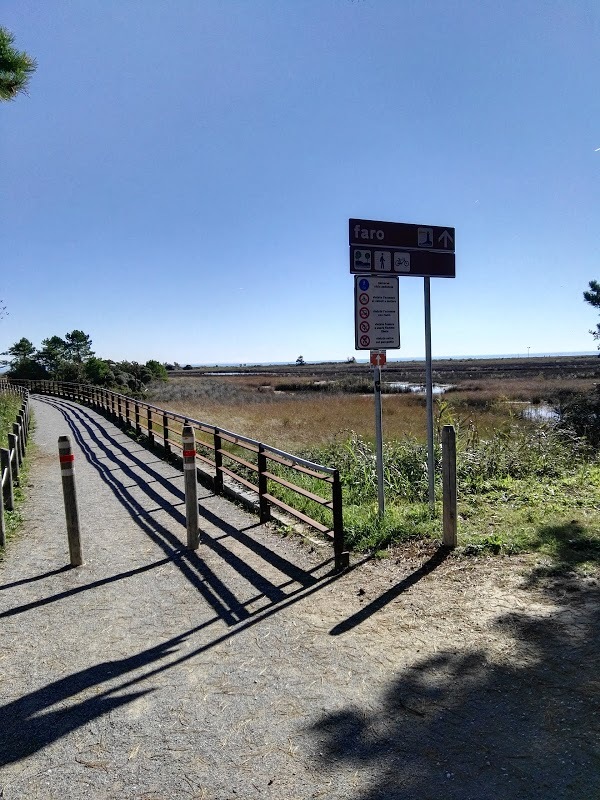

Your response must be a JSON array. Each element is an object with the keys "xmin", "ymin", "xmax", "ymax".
[
  {"xmin": 424, "ymin": 278, "xmax": 435, "ymax": 510},
  {"xmin": 349, "ymin": 217, "xmax": 455, "ymax": 518},
  {"xmin": 373, "ymin": 363, "xmax": 385, "ymax": 517}
]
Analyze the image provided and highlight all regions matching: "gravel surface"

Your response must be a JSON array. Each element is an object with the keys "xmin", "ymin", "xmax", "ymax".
[{"xmin": 0, "ymin": 395, "xmax": 599, "ymax": 799}]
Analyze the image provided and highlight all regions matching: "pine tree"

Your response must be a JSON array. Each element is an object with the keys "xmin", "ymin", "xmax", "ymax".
[
  {"xmin": 0, "ymin": 27, "xmax": 36, "ymax": 101},
  {"xmin": 583, "ymin": 280, "xmax": 600, "ymax": 347}
]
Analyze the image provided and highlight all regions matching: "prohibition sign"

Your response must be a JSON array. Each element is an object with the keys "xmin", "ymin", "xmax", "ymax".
[
  {"xmin": 359, "ymin": 321, "xmax": 370, "ymax": 333},
  {"xmin": 359, "ymin": 307, "xmax": 370, "ymax": 319},
  {"xmin": 360, "ymin": 334, "xmax": 370, "ymax": 347},
  {"xmin": 359, "ymin": 293, "xmax": 369, "ymax": 305}
]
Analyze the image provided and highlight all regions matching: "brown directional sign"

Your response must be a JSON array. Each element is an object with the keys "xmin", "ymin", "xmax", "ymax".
[{"xmin": 349, "ymin": 218, "xmax": 455, "ymax": 278}]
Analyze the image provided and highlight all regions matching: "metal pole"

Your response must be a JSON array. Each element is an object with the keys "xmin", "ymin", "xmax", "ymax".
[
  {"xmin": 424, "ymin": 277, "xmax": 435, "ymax": 510},
  {"xmin": 374, "ymin": 364, "xmax": 385, "ymax": 517}
]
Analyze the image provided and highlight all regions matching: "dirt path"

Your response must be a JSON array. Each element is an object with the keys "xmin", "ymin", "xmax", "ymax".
[{"xmin": 0, "ymin": 396, "xmax": 598, "ymax": 799}]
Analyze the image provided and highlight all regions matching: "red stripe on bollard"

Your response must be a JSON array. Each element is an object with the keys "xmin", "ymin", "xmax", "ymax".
[
  {"xmin": 183, "ymin": 449, "xmax": 196, "ymax": 458},
  {"xmin": 59, "ymin": 454, "xmax": 75, "ymax": 463}
]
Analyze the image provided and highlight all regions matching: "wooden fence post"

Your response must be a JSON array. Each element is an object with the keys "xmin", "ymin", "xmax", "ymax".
[
  {"xmin": 7, "ymin": 433, "xmax": 19, "ymax": 482},
  {"xmin": 1, "ymin": 448, "xmax": 14, "ymax": 511},
  {"xmin": 58, "ymin": 435, "xmax": 83, "ymax": 566},
  {"xmin": 257, "ymin": 445, "xmax": 270, "ymax": 523},
  {"xmin": 442, "ymin": 425, "xmax": 457, "ymax": 548},
  {"xmin": 182, "ymin": 426, "xmax": 200, "ymax": 549},
  {"xmin": 17, "ymin": 416, "xmax": 25, "ymax": 458},
  {"xmin": 0, "ymin": 476, "xmax": 5, "ymax": 548},
  {"xmin": 163, "ymin": 413, "xmax": 170, "ymax": 455},
  {"xmin": 332, "ymin": 470, "xmax": 349, "ymax": 571},
  {"xmin": 213, "ymin": 430, "xmax": 223, "ymax": 494},
  {"xmin": 13, "ymin": 423, "xmax": 23, "ymax": 467},
  {"xmin": 147, "ymin": 407, "xmax": 154, "ymax": 447}
]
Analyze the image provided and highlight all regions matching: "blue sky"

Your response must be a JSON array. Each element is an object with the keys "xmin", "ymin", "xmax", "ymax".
[{"xmin": 2, "ymin": 1, "xmax": 599, "ymax": 364}]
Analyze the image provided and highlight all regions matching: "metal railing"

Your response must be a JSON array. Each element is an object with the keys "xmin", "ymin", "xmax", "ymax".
[
  {"xmin": 0, "ymin": 380, "xmax": 31, "ymax": 547},
  {"xmin": 15, "ymin": 379, "xmax": 349, "ymax": 570}
]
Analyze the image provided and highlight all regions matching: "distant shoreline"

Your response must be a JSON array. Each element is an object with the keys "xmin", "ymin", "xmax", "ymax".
[{"xmin": 185, "ymin": 352, "xmax": 598, "ymax": 369}]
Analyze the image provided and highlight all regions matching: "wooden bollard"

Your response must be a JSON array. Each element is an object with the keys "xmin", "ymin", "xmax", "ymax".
[
  {"xmin": 442, "ymin": 425, "xmax": 457, "ymax": 548},
  {"xmin": 58, "ymin": 435, "xmax": 84, "ymax": 566},
  {"xmin": 182, "ymin": 426, "xmax": 199, "ymax": 549}
]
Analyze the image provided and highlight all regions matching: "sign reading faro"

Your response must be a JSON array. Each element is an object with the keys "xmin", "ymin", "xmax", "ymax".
[{"xmin": 349, "ymin": 218, "xmax": 456, "ymax": 279}]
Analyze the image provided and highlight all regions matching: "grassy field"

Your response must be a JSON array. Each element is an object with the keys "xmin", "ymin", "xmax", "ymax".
[{"xmin": 147, "ymin": 356, "xmax": 600, "ymax": 571}]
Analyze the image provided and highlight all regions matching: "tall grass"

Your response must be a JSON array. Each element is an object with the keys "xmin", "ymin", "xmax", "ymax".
[
  {"xmin": 0, "ymin": 392, "xmax": 21, "ymax": 441},
  {"xmin": 272, "ymin": 422, "xmax": 597, "ymax": 554},
  {"xmin": 147, "ymin": 377, "xmax": 600, "ymax": 564},
  {"xmin": 0, "ymin": 391, "xmax": 28, "ymax": 554}
]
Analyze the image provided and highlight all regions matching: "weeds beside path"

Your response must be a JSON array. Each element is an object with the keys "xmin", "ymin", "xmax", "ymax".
[{"xmin": 0, "ymin": 397, "xmax": 598, "ymax": 799}]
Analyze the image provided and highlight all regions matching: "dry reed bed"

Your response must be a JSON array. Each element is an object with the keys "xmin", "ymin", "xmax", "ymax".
[
  {"xmin": 149, "ymin": 392, "xmax": 515, "ymax": 452},
  {"xmin": 145, "ymin": 370, "xmax": 597, "ymax": 452}
]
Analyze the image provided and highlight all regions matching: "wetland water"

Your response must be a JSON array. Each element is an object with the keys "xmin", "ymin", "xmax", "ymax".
[{"xmin": 386, "ymin": 381, "xmax": 452, "ymax": 394}]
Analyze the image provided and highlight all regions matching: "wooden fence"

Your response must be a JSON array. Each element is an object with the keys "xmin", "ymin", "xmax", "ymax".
[
  {"xmin": 14, "ymin": 379, "xmax": 349, "ymax": 570},
  {"xmin": 0, "ymin": 381, "xmax": 31, "ymax": 547}
]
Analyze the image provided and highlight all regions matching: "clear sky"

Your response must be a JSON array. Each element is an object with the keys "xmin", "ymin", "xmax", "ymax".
[{"xmin": 2, "ymin": 1, "xmax": 599, "ymax": 365}]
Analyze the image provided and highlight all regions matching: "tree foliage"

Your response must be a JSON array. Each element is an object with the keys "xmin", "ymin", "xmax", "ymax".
[
  {"xmin": 1, "ymin": 330, "xmax": 169, "ymax": 393},
  {"xmin": 0, "ymin": 27, "xmax": 36, "ymax": 101},
  {"xmin": 583, "ymin": 280, "xmax": 600, "ymax": 347},
  {"xmin": 64, "ymin": 329, "xmax": 94, "ymax": 362}
]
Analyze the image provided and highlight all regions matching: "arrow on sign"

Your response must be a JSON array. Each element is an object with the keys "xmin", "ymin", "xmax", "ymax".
[
  {"xmin": 438, "ymin": 230, "xmax": 454, "ymax": 248},
  {"xmin": 370, "ymin": 351, "xmax": 387, "ymax": 366}
]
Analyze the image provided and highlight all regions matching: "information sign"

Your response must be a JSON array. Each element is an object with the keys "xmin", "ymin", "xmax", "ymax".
[
  {"xmin": 354, "ymin": 276, "xmax": 400, "ymax": 350},
  {"xmin": 349, "ymin": 218, "xmax": 455, "ymax": 278}
]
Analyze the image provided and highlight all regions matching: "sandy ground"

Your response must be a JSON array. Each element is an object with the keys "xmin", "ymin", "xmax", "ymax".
[{"xmin": 0, "ymin": 396, "xmax": 598, "ymax": 799}]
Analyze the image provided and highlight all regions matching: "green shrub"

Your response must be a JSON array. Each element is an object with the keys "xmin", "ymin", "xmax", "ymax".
[{"xmin": 553, "ymin": 386, "xmax": 600, "ymax": 450}]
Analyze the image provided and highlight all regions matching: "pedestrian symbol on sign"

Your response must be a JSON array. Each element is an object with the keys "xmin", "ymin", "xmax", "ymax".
[
  {"xmin": 359, "ymin": 278, "xmax": 370, "ymax": 291},
  {"xmin": 374, "ymin": 251, "xmax": 391, "ymax": 271}
]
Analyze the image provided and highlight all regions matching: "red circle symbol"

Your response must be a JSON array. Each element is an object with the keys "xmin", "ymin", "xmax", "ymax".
[
  {"xmin": 359, "ymin": 307, "xmax": 369, "ymax": 319},
  {"xmin": 360, "ymin": 335, "xmax": 370, "ymax": 347},
  {"xmin": 360, "ymin": 321, "xmax": 370, "ymax": 333},
  {"xmin": 359, "ymin": 293, "xmax": 369, "ymax": 305}
]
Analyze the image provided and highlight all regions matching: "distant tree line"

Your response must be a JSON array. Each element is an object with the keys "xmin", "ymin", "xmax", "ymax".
[{"xmin": 1, "ymin": 331, "xmax": 168, "ymax": 394}]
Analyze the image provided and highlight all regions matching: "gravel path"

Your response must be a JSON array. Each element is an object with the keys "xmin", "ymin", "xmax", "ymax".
[{"xmin": 0, "ymin": 396, "xmax": 598, "ymax": 799}]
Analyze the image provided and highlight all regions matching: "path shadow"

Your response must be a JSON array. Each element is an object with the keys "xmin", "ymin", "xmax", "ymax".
[
  {"xmin": 0, "ymin": 545, "xmax": 357, "ymax": 768},
  {"xmin": 0, "ymin": 397, "xmax": 362, "ymax": 772},
  {"xmin": 0, "ymin": 630, "xmax": 194, "ymax": 767},
  {"xmin": 330, "ymin": 547, "xmax": 450, "ymax": 635},
  {"xmin": 0, "ymin": 557, "xmax": 172, "ymax": 618},
  {"xmin": 0, "ymin": 564, "xmax": 71, "ymax": 591},
  {"xmin": 310, "ymin": 576, "xmax": 600, "ymax": 799},
  {"xmin": 525, "ymin": 519, "xmax": 600, "ymax": 581},
  {"xmin": 30, "ymin": 397, "xmax": 334, "ymax": 627}
]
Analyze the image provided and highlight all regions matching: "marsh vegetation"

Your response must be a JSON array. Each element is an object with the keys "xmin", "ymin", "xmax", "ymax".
[{"xmin": 147, "ymin": 356, "xmax": 600, "ymax": 570}]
